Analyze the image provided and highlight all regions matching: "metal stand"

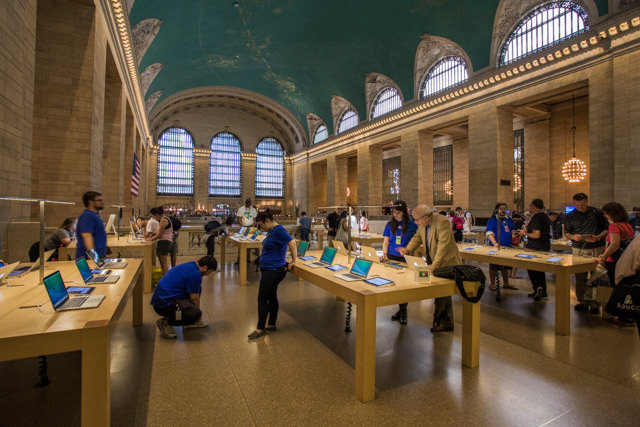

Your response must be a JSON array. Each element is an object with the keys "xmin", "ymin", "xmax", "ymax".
[
  {"xmin": 36, "ymin": 355, "xmax": 50, "ymax": 387},
  {"xmin": 345, "ymin": 302, "xmax": 352, "ymax": 333},
  {"xmin": 494, "ymin": 270, "xmax": 502, "ymax": 302}
]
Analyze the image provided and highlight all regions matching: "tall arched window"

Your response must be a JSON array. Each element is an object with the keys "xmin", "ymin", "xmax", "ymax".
[
  {"xmin": 313, "ymin": 124, "xmax": 328, "ymax": 144},
  {"xmin": 209, "ymin": 132, "xmax": 242, "ymax": 196},
  {"xmin": 255, "ymin": 138, "xmax": 285, "ymax": 198},
  {"xmin": 337, "ymin": 109, "xmax": 358, "ymax": 134},
  {"xmin": 370, "ymin": 88, "xmax": 402, "ymax": 119},
  {"xmin": 499, "ymin": 2, "xmax": 588, "ymax": 66},
  {"xmin": 420, "ymin": 57, "xmax": 469, "ymax": 99},
  {"xmin": 156, "ymin": 127, "xmax": 194, "ymax": 195}
]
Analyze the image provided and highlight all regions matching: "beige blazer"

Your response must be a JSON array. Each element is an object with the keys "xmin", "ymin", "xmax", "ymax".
[{"xmin": 406, "ymin": 213, "xmax": 462, "ymax": 269}]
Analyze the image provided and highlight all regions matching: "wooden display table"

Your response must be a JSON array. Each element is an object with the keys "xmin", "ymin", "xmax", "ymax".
[
  {"xmin": 350, "ymin": 232, "xmax": 385, "ymax": 246},
  {"xmin": 292, "ymin": 251, "xmax": 481, "ymax": 402},
  {"xmin": 220, "ymin": 235, "xmax": 263, "ymax": 286},
  {"xmin": 59, "ymin": 236, "xmax": 156, "ymax": 293},
  {"xmin": 316, "ymin": 230, "xmax": 328, "ymax": 249},
  {"xmin": 457, "ymin": 243, "xmax": 597, "ymax": 335},
  {"xmin": 550, "ymin": 239, "xmax": 573, "ymax": 252},
  {"xmin": 0, "ymin": 259, "xmax": 144, "ymax": 427}
]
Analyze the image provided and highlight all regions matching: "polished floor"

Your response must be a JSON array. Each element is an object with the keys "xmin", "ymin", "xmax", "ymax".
[{"xmin": 2, "ymin": 254, "xmax": 640, "ymax": 426}]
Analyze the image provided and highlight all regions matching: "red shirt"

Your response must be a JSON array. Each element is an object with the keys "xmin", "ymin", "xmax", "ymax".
[{"xmin": 605, "ymin": 222, "xmax": 633, "ymax": 262}]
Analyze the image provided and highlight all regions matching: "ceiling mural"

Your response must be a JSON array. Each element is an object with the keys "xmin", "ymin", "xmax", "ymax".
[{"xmin": 129, "ymin": 0, "xmax": 609, "ymax": 136}]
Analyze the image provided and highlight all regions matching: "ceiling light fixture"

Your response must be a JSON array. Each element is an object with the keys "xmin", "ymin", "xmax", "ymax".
[{"xmin": 562, "ymin": 96, "xmax": 587, "ymax": 183}]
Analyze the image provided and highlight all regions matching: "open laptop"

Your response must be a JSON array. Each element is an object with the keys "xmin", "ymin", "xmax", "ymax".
[
  {"xmin": 235, "ymin": 226, "xmax": 247, "ymax": 236},
  {"xmin": 334, "ymin": 258, "xmax": 373, "ymax": 282},
  {"xmin": 86, "ymin": 248, "xmax": 128, "ymax": 269},
  {"xmin": 9, "ymin": 249, "xmax": 57, "ymax": 277},
  {"xmin": 0, "ymin": 262, "xmax": 20, "ymax": 283},
  {"xmin": 404, "ymin": 255, "xmax": 428, "ymax": 271},
  {"xmin": 331, "ymin": 240, "xmax": 348, "ymax": 255},
  {"xmin": 75, "ymin": 257, "xmax": 120, "ymax": 284},
  {"xmin": 304, "ymin": 247, "xmax": 337, "ymax": 268},
  {"xmin": 105, "ymin": 213, "xmax": 116, "ymax": 233},
  {"xmin": 43, "ymin": 270, "xmax": 105, "ymax": 311},
  {"xmin": 359, "ymin": 246, "xmax": 380, "ymax": 263}
]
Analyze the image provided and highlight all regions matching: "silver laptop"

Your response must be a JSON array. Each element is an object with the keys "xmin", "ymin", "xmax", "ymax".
[
  {"xmin": 335, "ymin": 258, "xmax": 373, "ymax": 282},
  {"xmin": 304, "ymin": 247, "xmax": 337, "ymax": 268},
  {"xmin": 87, "ymin": 248, "xmax": 128, "ymax": 269},
  {"xmin": 75, "ymin": 257, "xmax": 119, "ymax": 284},
  {"xmin": 404, "ymin": 255, "xmax": 428, "ymax": 271},
  {"xmin": 10, "ymin": 249, "xmax": 57, "ymax": 277},
  {"xmin": 359, "ymin": 246, "xmax": 380, "ymax": 263},
  {"xmin": 43, "ymin": 270, "xmax": 105, "ymax": 311}
]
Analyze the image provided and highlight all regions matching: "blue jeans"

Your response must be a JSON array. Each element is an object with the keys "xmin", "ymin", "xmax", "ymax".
[{"xmin": 300, "ymin": 228, "xmax": 310, "ymax": 242}]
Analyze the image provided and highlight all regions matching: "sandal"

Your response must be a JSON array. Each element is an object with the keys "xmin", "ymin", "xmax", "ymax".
[{"xmin": 489, "ymin": 285, "xmax": 497, "ymax": 291}]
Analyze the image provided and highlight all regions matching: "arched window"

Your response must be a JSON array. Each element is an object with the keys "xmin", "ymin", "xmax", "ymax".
[
  {"xmin": 209, "ymin": 132, "xmax": 242, "ymax": 197},
  {"xmin": 499, "ymin": 2, "xmax": 588, "ymax": 66},
  {"xmin": 420, "ymin": 57, "xmax": 469, "ymax": 99},
  {"xmin": 313, "ymin": 124, "xmax": 328, "ymax": 144},
  {"xmin": 370, "ymin": 88, "xmax": 402, "ymax": 119},
  {"xmin": 255, "ymin": 138, "xmax": 285, "ymax": 198},
  {"xmin": 156, "ymin": 127, "xmax": 194, "ymax": 195},
  {"xmin": 337, "ymin": 109, "xmax": 358, "ymax": 134}
]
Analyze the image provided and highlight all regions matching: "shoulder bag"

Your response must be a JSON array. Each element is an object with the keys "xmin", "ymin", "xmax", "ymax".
[
  {"xmin": 432, "ymin": 265, "xmax": 486, "ymax": 303},
  {"xmin": 605, "ymin": 274, "xmax": 640, "ymax": 320}
]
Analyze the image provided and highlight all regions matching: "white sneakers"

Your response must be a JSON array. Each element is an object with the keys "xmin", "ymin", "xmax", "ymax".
[
  {"xmin": 184, "ymin": 319, "xmax": 209, "ymax": 329},
  {"xmin": 157, "ymin": 318, "xmax": 176, "ymax": 339}
]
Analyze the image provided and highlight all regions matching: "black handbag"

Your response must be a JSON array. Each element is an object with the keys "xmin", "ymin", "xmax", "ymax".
[
  {"xmin": 432, "ymin": 265, "xmax": 486, "ymax": 303},
  {"xmin": 605, "ymin": 278, "xmax": 640, "ymax": 320}
]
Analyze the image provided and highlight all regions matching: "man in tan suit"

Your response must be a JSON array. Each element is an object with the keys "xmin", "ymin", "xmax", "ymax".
[{"xmin": 399, "ymin": 204, "xmax": 462, "ymax": 332}]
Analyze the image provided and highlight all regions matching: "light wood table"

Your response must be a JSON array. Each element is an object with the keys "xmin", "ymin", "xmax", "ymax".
[
  {"xmin": 293, "ymin": 251, "xmax": 481, "ymax": 402},
  {"xmin": 457, "ymin": 243, "xmax": 597, "ymax": 335},
  {"xmin": 462, "ymin": 232, "xmax": 484, "ymax": 243},
  {"xmin": 220, "ymin": 235, "xmax": 263, "ymax": 286},
  {"xmin": 59, "ymin": 236, "xmax": 156, "ymax": 293},
  {"xmin": 550, "ymin": 239, "xmax": 573, "ymax": 252},
  {"xmin": 316, "ymin": 230, "xmax": 328, "ymax": 249},
  {"xmin": 0, "ymin": 258, "xmax": 143, "ymax": 427},
  {"xmin": 350, "ymin": 232, "xmax": 385, "ymax": 246}
]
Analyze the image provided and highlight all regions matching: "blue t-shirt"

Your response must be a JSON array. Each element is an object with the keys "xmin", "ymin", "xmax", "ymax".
[
  {"xmin": 151, "ymin": 262, "xmax": 202, "ymax": 308},
  {"xmin": 260, "ymin": 224, "xmax": 292, "ymax": 270},
  {"xmin": 383, "ymin": 219, "xmax": 418, "ymax": 257},
  {"xmin": 485, "ymin": 216, "xmax": 515, "ymax": 247},
  {"xmin": 299, "ymin": 216, "xmax": 312, "ymax": 230},
  {"xmin": 76, "ymin": 209, "xmax": 107, "ymax": 258}
]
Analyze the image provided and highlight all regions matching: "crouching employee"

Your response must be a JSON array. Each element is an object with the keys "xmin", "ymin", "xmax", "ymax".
[{"xmin": 152, "ymin": 256, "xmax": 217, "ymax": 339}]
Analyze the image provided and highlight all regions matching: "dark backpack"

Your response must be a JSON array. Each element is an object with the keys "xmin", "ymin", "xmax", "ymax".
[
  {"xmin": 432, "ymin": 265, "xmax": 486, "ymax": 303},
  {"xmin": 167, "ymin": 216, "xmax": 182, "ymax": 232},
  {"xmin": 204, "ymin": 220, "xmax": 221, "ymax": 233}
]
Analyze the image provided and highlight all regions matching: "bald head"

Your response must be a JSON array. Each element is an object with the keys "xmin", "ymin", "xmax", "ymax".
[{"xmin": 412, "ymin": 204, "xmax": 432, "ymax": 220}]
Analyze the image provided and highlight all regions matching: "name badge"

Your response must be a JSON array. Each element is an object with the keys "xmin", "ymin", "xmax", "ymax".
[{"xmin": 395, "ymin": 235, "xmax": 401, "ymax": 245}]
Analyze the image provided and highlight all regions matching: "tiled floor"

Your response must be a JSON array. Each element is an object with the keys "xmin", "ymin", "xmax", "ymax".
[{"xmin": 2, "ymin": 256, "xmax": 640, "ymax": 426}]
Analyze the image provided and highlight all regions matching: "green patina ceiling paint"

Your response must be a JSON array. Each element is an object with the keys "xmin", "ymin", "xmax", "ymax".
[{"xmin": 130, "ymin": 0, "xmax": 608, "ymax": 134}]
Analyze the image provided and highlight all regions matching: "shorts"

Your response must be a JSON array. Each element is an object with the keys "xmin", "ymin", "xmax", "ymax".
[
  {"xmin": 489, "ymin": 264, "xmax": 512, "ymax": 271},
  {"xmin": 157, "ymin": 240, "xmax": 175, "ymax": 256}
]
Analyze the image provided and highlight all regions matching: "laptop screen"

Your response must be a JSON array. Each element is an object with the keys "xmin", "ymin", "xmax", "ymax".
[
  {"xmin": 243, "ymin": 227, "xmax": 251, "ymax": 237},
  {"xmin": 86, "ymin": 248, "xmax": 104, "ymax": 267},
  {"xmin": 351, "ymin": 259, "xmax": 373, "ymax": 277},
  {"xmin": 297, "ymin": 241, "xmax": 309, "ymax": 256},
  {"xmin": 320, "ymin": 247, "xmax": 337, "ymax": 264},
  {"xmin": 75, "ymin": 257, "xmax": 93, "ymax": 283},
  {"xmin": 43, "ymin": 271, "xmax": 69, "ymax": 309},
  {"xmin": 238, "ymin": 226, "xmax": 246, "ymax": 235}
]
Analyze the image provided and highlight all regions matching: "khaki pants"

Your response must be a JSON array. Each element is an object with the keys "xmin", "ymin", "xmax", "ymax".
[{"xmin": 572, "ymin": 246, "xmax": 605, "ymax": 307}]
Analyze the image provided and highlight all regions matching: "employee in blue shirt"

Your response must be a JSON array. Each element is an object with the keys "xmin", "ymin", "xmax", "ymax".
[
  {"xmin": 485, "ymin": 202, "xmax": 517, "ymax": 291},
  {"xmin": 382, "ymin": 200, "xmax": 417, "ymax": 325},
  {"xmin": 152, "ymin": 256, "xmax": 217, "ymax": 339},
  {"xmin": 248, "ymin": 211, "xmax": 297, "ymax": 339},
  {"xmin": 75, "ymin": 191, "xmax": 107, "ymax": 259}
]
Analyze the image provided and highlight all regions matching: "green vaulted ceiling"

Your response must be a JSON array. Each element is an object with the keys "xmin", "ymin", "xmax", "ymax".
[{"xmin": 130, "ymin": 0, "xmax": 608, "ymax": 136}]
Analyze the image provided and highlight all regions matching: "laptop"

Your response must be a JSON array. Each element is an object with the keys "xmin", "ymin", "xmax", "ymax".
[
  {"xmin": 236, "ymin": 226, "xmax": 246, "ymax": 236},
  {"xmin": 359, "ymin": 246, "xmax": 380, "ymax": 263},
  {"xmin": 304, "ymin": 247, "xmax": 337, "ymax": 268},
  {"xmin": 86, "ymin": 248, "xmax": 128, "ymax": 269},
  {"xmin": 0, "ymin": 262, "xmax": 20, "ymax": 283},
  {"xmin": 404, "ymin": 255, "xmax": 428, "ymax": 271},
  {"xmin": 331, "ymin": 240, "xmax": 348, "ymax": 255},
  {"xmin": 75, "ymin": 257, "xmax": 120, "ymax": 284},
  {"xmin": 43, "ymin": 270, "xmax": 105, "ymax": 311},
  {"xmin": 105, "ymin": 213, "xmax": 116, "ymax": 233},
  {"xmin": 334, "ymin": 258, "xmax": 373, "ymax": 282},
  {"xmin": 9, "ymin": 249, "xmax": 57, "ymax": 277}
]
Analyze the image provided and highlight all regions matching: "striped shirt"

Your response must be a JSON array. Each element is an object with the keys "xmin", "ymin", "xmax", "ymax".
[{"xmin": 562, "ymin": 207, "xmax": 608, "ymax": 249}]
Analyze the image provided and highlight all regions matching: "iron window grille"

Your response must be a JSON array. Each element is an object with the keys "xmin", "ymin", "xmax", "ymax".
[
  {"xmin": 433, "ymin": 145, "xmax": 453, "ymax": 205},
  {"xmin": 420, "ymin": 57, "xmax": 469, "ymax": 99},
  {"xmin": 371, "ymin": 87, "xmax": 402, "ymax": 119},
  {"xmin": 337, "ymin": 109, "xmax": 358, "ymax": 134},
  {"xmin": 156, "ymin": 127, "xmax": 194, "ymax": 195},
  {"xmin": 513, "ymin": 129, "xmax": 525, "ymax": 210},
  {"xmin": 255, "ymin": 138, "xmax": 285, "ymax": 198},
  {"xmin": 313, "ymin": 124, "xmax": 329, "ymax": 144},
  {"xmin": 209, "ymin": 132, "xmax": 242, "ymax": 197},
  {"xmin": 499, "ymin": 1, "xmax": 588, "ymax": 66}
]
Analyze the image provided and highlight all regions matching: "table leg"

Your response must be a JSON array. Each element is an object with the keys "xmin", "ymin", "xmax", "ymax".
[
  {"xmin": 143, "ymin": 245, "xmax": 152, "ymax": 294},
  {"xmin": 239, "ymin": 245, "xmax": 247, "ymax": 286},
  {"xmin": 555, "ymin": 272, "xmax": 571, "ymax": 335},
  {"xmin": 221, "ymin": 236, "xmax": 226, "ymax": 266},
  {"xmin": 461, "ymin": 298, "xmax": 480, "ymax": 368},
  {"xmin": 318, "ymin": 234, "xmax": 324, "ymax": 249},
  {"xmin": 133, "ymin": 266, "xmax": 143, "ymax": 327},
  {"xmin": 355, "ymin": 299, "xmax": 376, "ymax": 402},
  {"xmin": 82, "ymin": 327, "xmax": 110, "ymax": 427}
]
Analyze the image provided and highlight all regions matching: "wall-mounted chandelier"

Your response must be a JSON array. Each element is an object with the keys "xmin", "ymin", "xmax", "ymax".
[
  {"xmin": 513, "ymin": 174, "xmax": 522, "ymax": 192},
  {"xmin": 562, "ymin": 96, "xmax": 587, "ymax": 183}
]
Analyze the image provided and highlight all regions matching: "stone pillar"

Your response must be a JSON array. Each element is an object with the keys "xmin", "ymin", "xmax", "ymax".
[
  {"xmin": 310, "ymin": 160, "xmax": 327, "ymax": 213},
  {"xmin": 401, "ymin": 130, "xmax": 433, "ymax": 208},
  {"xmin": 589, "ymin": 61, "xmax": 614, "ymax": 207},
  {"xmin": 89, "ymin": 13, "xmax": 107, "ymax": 191},
  {"xmin": 357, "ymin": 145, "xmax": 382, "ymax": 214},
  {"xmin": 101, "ymin": 53, "xmax": 123, "ymax": 218},
  {"xmin": 242, "ymin": 154, "xmax": 256, "ymax": 200},
  {"xmin": 452, "ymin": 137, "xmax": 469, "ymax": 209},
  {"xmin": 326, "ymin": 155, "xmax": 336, "ymax": 207},
  {"xmin": 335, "ymin": 156, "xmax": 348, "ymax": 206},
  {"xmin": 523, "ymin": 117, "xmax": 551, "ymax": 206}
]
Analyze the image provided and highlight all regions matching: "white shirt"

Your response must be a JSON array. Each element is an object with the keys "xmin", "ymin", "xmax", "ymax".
[
  {"xmin": 237, "ymin": 206, "xmax": 258, "ymax": 226},
  {"xmin": 146, "ymin": 218, "xmax": 160, "ymax": 234}
]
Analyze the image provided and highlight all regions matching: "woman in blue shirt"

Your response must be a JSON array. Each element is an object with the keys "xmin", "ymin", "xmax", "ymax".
[
  {"xmin": 248, "ymin": 211, "xmax": 297, "ymax": 339},
  {"xmin": 383, "ymin": 200, "xmax": 417, "ymax": 325}
]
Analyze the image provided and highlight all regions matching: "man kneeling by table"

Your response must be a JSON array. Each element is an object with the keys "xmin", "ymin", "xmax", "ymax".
[{"xmin": 152, "ymin": 256, "xmax": 217, "ymax": 339}]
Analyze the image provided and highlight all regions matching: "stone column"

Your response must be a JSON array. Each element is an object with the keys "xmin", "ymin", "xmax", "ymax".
[
  {"xmin": 326, "ymin": 155, "xmax": 336, "ymax": 207},
  {"xmin": 101, "ymin": 54, "xmax": 123, "ymax": 217},
  {"xmin": 523, "ymin": 117, "xmax": 551, "ymax": 206},
  {"xmin": 401, "ymin": 130, "xmax": 433, "ymax": 208},
  {"xmin": 452, "ymin": 137, "xmax": 469, "ymax": 209},
  {"xmin": 357, "ymin": 144, "xmax": 382, "ymax": 214},
  {"xmin": 335, "ymin": 156, "xmax": 348, "ymax": 206},
  {"xmin": 589, "ymin": 61, "xmax": 614, "ymax": 207}
]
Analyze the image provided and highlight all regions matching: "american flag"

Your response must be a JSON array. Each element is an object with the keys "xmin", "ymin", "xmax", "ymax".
[{"xmin": 130, "ymin": 153, "xmax": 141, "ymax": 197}]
